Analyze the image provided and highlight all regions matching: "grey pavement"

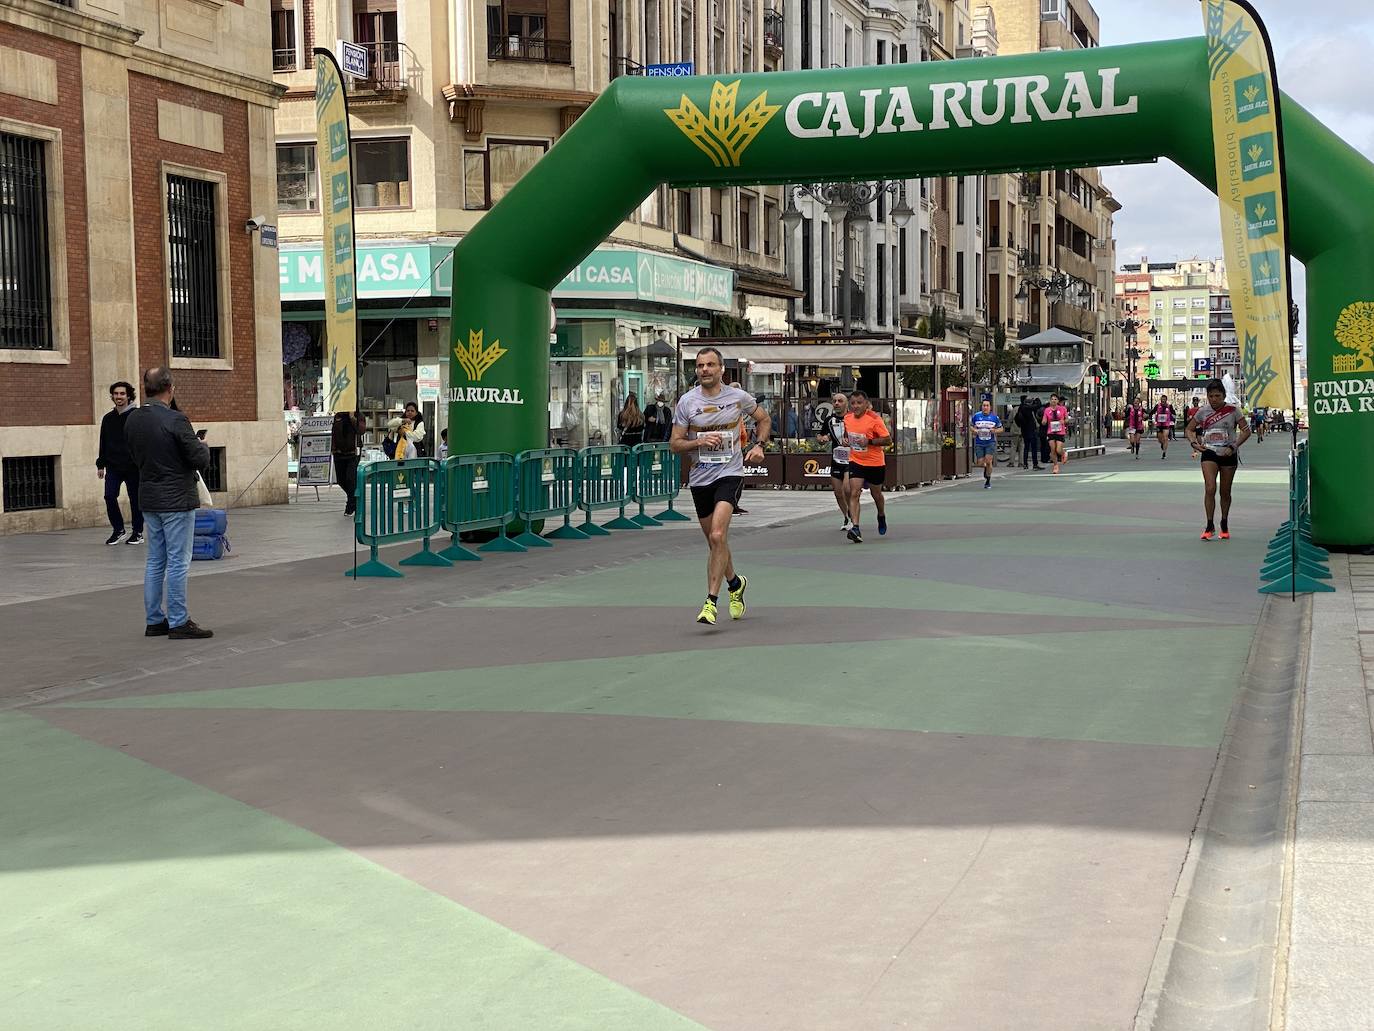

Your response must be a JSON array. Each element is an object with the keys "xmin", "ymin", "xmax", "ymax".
[{"xmin": 1286, "ymin": 553, "xmax": 1374, "ymax": 1031}]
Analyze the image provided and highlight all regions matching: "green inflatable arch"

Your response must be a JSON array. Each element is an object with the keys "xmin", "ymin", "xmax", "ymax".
[{"xmin": 447, "ymin": 37, "xmax": 1374, "ymax": 547}]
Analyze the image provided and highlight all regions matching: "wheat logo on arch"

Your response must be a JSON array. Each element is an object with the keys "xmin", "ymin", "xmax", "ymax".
[
  {"xmin": 664, "ymin": 80, "xmax": 781, "ymax": 168},
  {"xmin": 454, "ymin": 328, "xmax": 507, "ymax": 382},
  {"xmin": 1334, "ymin": 301, "xmax": 1374, "ymax": 374}
]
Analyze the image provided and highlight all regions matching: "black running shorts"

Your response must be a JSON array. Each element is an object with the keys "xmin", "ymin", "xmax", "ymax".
[
  {"xmin": 851, "ymin": 464, "xmax": 886, "ymax": 486},
  {"xmin": 690, "ymin": 476, "xmax": 745, "ymax": 518},
  {"xmin": 1200, "ymin": 449, "xmax": 1239, "ymax": 468}
]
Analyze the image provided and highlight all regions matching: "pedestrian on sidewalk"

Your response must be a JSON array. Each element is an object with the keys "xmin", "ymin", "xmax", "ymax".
[
  {"xmin": 618, "ymin": 393, "xmax": 646, "ymax": 447},
  {"xmin": 383, "ymin": 416, "xmax": 417, "ymax": 461},
  {"xmin": 97, "ymin": 381, "xmax": 144, "ymax": 546},
  {"xmin": 124, "ymin": 367, "xmax": 213, "ymax": 640},
  {"xmin": 644, "ymin": 392, "xmax": 673, "ymax": 442},
  {"xmin": 403, "ymin": 401, "xmax": 428, "ymax": 456},
  {"xmin": 1014, "ymin": 395, "xmax": 1040, "ymax": 469},
  {"xmin": 330, "ymin": 410, "xmax": 360, "ymax": 516}
]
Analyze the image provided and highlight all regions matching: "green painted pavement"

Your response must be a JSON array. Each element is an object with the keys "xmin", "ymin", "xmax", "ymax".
[
  {"xmin": 0, "ymin": 714, "xmax": 705, "ymax": 1031},
  {"xmin": 65, "ymin": 629, "xmax": 1253, "ymax": 748},
  {"xmin": 753, "ymin": 532, "xmax": 1258, "ymax": 561},
  {"xmin": 456, "ymin": 561, "xmax": 1188, "ymax": 622}
]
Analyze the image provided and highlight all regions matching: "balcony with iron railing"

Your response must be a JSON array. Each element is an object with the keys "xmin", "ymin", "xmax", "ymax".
[
  {"xmin": 346, "ymin": 40, "xmax": 418, "ymax": 103},
  {"xmin": 488, "ymin": 33, "xmax": 572, "ymax": 65},
  {"xmin": 273, "ymin": 49, "xmax": 297, "ymax": 72},
  {"xmin": 763, "ymin": 9, "xmax": 783, "ymax": 58}
]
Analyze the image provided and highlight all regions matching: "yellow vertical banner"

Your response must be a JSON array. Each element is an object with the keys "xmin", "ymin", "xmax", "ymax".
[
  {"xmin": 315, "ymin": 48, "xmax": 357, "ymax": 413},
  {"xmin": 1203, "ymin": 0, "xmax": 1294, "ymax": 410}
]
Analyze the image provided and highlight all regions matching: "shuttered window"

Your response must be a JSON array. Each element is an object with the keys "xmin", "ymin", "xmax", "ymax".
[
  {"xmin": 0, "ymin": 132, "xmax": 53, "ymax": 350},
  {"xmin": 166, "ymin": 174, "xmax": 221, "ymax": 359}
]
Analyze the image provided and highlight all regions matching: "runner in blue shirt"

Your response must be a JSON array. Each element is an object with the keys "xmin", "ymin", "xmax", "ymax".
[{"xmin": 971, "ymin": 398, "xmax": 1004, "ymax": 489}]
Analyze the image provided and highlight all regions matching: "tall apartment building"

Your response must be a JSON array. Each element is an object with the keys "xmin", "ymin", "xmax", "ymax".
[
  {"xmin": 1114, "ymin": 257, "xmax": 1232, "ymax": 391},
  {"xmin": 781, "ymin": 0, "xmax": 987, "ymax": 352},
  {"xmin": 272, "ymin": 0, "xmax": 794, "ymax": 451},
  {"xmin": 0, "ymin": 0, "xmax": 283, "ymax": 533},
  {"xmin": 981, "ymin": 0, "xmax": 1120, "ymax": 367}
]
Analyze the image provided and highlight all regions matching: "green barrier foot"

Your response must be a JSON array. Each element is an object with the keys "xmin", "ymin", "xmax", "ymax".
[
  {"xmin": 546, "ymin": 523, "xmax": 591, "ymax": 540},
  {"xmin": 480, "ymin": 535, "xmax": 528, "ymax": 553},
  {"xmin": 514, "ymin": 531, "xmax": 554, "ymax": 548},
  {"xmin": 1262, "ymin": 559, "xmax": 1332, "ymax": 580},
  {"xmin": 345, "ymin": 558, "xmax": 403, "ymax": 578},
  {"xmin": 400, "ymin": 547, "xmax": 454, "ymax": 568},
  {"xmin": 602, "ymin": 516, "xmax": 643, "ymax": 530},
  {"xmin": 438, "ymin": 541, "xmax": 482, "ymax": 562},
  {"xmin": 1259, "ymin": 574, "xmax": 1336, "ymax": 595},
  {"xmin": 655, "ymin": 507, "xmax": 693, "ymax": 522},
  {"xmin": 631, "ymin": 514, "xmax": 663, "ymax": 527},
  {"xmin": 580, "ymin": 520, "xmax": 613, "ymax": 536}
]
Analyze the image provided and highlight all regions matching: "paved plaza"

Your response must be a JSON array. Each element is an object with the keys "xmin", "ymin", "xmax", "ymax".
[{"xmin": 3, "ymin": 441, "xmax": 1362, "ymax": 1029}]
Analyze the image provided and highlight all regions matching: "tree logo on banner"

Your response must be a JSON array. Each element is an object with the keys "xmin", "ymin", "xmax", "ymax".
[
  {"xmin": 454, "ymin": 329, "xmax": 508, "ymax": 382},
  {"xmin": 664, "ymin": 80, "xmax": 780, "ymax": 167},
  {"xmin": 1333, "ymin": 302, "xmax": 1374, "ymax": 374}
]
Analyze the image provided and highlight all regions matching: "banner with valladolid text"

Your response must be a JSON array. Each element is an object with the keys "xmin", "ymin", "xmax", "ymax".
[
  {"xmin": 314, "ymin": 48, "xmax": 357, "ymax": 414},
  {"xmin": 1202, "ymin": 0, "xmax": 1294, "ymax": 411}
]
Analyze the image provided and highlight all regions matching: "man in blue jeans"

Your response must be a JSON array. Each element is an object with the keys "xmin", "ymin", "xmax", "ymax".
[{"xmin": 124, "ymin": 367, "xmax": 214, "ymax": 640}]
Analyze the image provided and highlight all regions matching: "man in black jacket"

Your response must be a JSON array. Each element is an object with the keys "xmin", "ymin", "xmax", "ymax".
[
  {"xmin": 97, "ymin": 381, "xmax": 144, "ymax": 545},
  {"xmin": 330, "ymin": 411, "xmax": 360, "ymax": 515},
  {"xmin": 125, "ymin": 367, "xmax": 213, "ymax": 640},
  {"xmin": 1013, "ymin": 396, "xmax": 1041, "ymax": 470}
]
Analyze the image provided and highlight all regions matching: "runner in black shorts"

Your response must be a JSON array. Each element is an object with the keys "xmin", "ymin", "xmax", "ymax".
[
  {"xmin": 1185, "ymin": 378, "xmax": 1251, "ymax": 541},
  {"xmin": 670, "ymin": 347, "xmax": 772, "ymax": 625},
  {"xmin": 819, "ymin": 392, "xmax": 852, "ymax": 530}
]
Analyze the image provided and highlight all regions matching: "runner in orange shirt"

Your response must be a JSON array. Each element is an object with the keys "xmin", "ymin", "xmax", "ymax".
[{"xmin": 842, "ymin": 391, "xmax": 891, "ymax": 543}]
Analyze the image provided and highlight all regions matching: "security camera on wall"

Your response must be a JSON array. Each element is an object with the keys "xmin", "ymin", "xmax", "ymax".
[{"xmin": 245, "ymin": 216, "xmax": 267, "ymax": 233}]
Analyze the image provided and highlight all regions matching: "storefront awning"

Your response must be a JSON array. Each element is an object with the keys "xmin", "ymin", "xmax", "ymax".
[{"xmin": 1015, "ymin": 361, "xmax": 1092, "ymax": 389}]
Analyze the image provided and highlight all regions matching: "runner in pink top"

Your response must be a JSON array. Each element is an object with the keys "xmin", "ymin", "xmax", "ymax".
[
  {"xmin": 1152, "ymin": 396, "xmax": 1175, "ymax": 459},
  {"xmin": 1041, "ymin": 393, "xmax": 1070, "ymax": 474},
  {"xmin": 1125, "ymin": 401, "xmax": 1147, "ymax": 459}
]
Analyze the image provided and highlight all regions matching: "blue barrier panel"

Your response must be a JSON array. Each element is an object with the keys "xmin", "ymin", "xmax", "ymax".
[
  {"xmin": 577, "ymin": 446, "xmax": 641, "ymax": 532},
  {"xmin": 346, "ymin": 458, "xmax": 449, "ymax": 577},
  {"xmin": 515, "ymin": 448, "xmax": 587, "ymax": 546},
  {"xmin": 439, "ymin": 453, "xmax": 523, "ymax": 560},
  {"xmin": 630, "ymin": 443, "xmax": 691, "ymax": 525}
]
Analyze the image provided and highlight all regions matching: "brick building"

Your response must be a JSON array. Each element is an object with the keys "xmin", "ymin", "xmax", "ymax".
[{"xmin": 0, "ymin": 0, "xmax": 283, "ymax": 533}]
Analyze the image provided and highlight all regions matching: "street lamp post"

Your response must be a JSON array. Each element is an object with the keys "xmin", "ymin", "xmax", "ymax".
[
  {"xmin": 781, "ymin": 182, "xmax": 913, "ymax": 334},
  {"xmin": 1108, "ymin": 303, "xmax": 1158, "ymax": 404}
]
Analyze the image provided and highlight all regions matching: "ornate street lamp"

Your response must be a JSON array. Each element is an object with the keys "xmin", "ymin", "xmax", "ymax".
[
  {"xmin": 779, "ymin": 180, "xmax": 912, "ymax": 334},
  {"xmin": 1109, "ymin": 303, "xmax": 1159, "ymax": 404}
]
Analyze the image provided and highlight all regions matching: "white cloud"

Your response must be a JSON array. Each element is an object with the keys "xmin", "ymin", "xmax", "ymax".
[{"xmin": 1279, "ymin": 33, "xmax": 1374, "ymax": 115}]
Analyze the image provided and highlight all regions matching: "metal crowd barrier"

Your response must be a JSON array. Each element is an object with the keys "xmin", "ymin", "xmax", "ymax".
[
  {"xmin": 438, "ymin": 453, "xmax": 522, "ymax": 561},
  {"xmin": 514, "ymin": 448, "xmax": 587, "ymax": 546},
  {"xmin": 577, "ymin": 445, "xmax": 641, "ymax": 533},
  {"xmin": 346, "ymin": 458, "xmax": 449, "ymax": 578},
  {"xmin": 1259, "ymin": 441, "xmax": 1334, "ymax": 596},
  {"xmin": 629, "ymin": 443, "xmax": 691, "ymax": 526}
]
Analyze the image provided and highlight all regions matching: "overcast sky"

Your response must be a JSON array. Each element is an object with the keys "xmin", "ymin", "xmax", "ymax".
[{"xmin": 1092, "ymin": 0, "xmax": 1370, "ymax": 340}]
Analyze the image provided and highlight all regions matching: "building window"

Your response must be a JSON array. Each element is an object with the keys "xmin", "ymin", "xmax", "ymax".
[
  {"xmin": 710, "ymin": 188, "xmax": 723, "ymax": 243},
  {"xmin": 956, "ymin": 176, "xmax": 965, "ymax": 224},
  {"xmin": 202, "ymin": 447, "xmax": 228, "ymax": 493},
  {"xmin": 2, "ymin": 455, "xmax": 57, "ymax": 512},
  {"xmin": 166, "ymin": 174, "xmax": 221, "ymax": 360},
  {"xmin": 276, "ymin": 143, "xmax": 317, "ymax": 213},
  {"xmin": 801, "ymin": 215, "xmax": 813, "ymax": 312},
  {"xmin": 877, "ymin": 246, "xmax": 886, "ymax": 325},
  {"xmin": 0, "ymin": 132, "xmax": 53, "ymax": 351},
  {"xmin": 956, "ymin": 251, "xmax": 965, "ymax": 309},
  {"xmin": 271, "ymin": 0, "xmax": 297, "ymax": 71},
  {"xmin": 354, "ymin": 0, "xmax": 399, "ymax": 65},
  {"xmin": 740, "ymin": 191, "xmax": 755, "ymax": 251},
  {"xmin": 639, "ymin": 186, "xmax": 663, "ymax": 229},
  {"xmin": 676, "ymin": 189, "xmax": 693, "ymax": 235},
  {"xmin": 763, "ymin": 198, "xmax": 778, "ymax": 256},
  {"xmin": 353, "ymin": 138, "xmax": 411, "ymax": 209},
  {"xmin": 486, "ymin": 0, "xmax": 571, "ymax": 62},
  {"xmin": 939, "ymin": 244, "xmax": 948, "ymax": 291},
  {"xmin": 462, "ymin": 138, "xmax": 546, "ymax": 210},
  {"xmin": 899, "ymin": 228, "xmax": 908, "ymax": 291}
]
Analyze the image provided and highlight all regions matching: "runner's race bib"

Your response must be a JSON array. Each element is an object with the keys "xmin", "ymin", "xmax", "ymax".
[
  {"xmin": 698, "ymin": 434, "xmax": 736, "ymax": 465},
  {"xmin": 832, "ymin": 446, "xmax": 851, "ymax": 464},
  {"xmin": 975, "ymin": 427, "xmax": 993, "ymax": 441},
  {"xmin": 1203, "ymin": 427, "xmax": 1230, "ymax": 449},
  {"xmin": 1155, "ymin": 413, "xmax": 1169, "ymax": 426},
  {"xmin": 848, "ymin": 431, "xmax": 867, "ymax": 450},
  {"xmin": 1049, "ymin": 420, "xmax": 1064, "ymax": 434}
]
